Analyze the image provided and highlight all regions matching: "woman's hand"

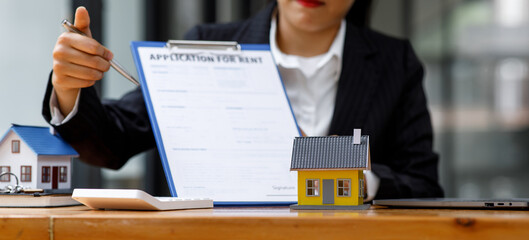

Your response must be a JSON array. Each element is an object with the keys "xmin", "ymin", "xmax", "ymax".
[{"xmin": 51, "ymin": 6, "xmax": 113, "ymax": 116}]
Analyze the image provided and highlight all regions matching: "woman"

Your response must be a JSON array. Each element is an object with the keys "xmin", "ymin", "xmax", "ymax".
[{"xmin": 43, "ymin": 0, "xmax": 444, "ymax": 199}]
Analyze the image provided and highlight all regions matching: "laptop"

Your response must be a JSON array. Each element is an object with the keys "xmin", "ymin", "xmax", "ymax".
[{"xmin": 372, "ymin": 198, "xmax": 529, "ymax": 209}]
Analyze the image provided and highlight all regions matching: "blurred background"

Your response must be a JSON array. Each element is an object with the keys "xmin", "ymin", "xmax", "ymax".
[{"xmin": 1, "ymin": 0, "xmax": 528, "ymax": 198}]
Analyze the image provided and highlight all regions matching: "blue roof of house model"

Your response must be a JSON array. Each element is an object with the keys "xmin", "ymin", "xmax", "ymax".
[
  {"xmin": 290, "ymin": 136, "xmax": 369, "ymax": 170},
  {"xmin": 1, "ymin": 124, "xmax": 78, "ymax": 156}
]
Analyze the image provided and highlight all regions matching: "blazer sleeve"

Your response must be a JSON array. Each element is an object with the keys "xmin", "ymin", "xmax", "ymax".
[
  {"xmin": 372, "ymin": 41, "xmax": 444, "ymax": 199},
  {"xmin": 42, "ymin": 72, "xmax": 155, "ymax": 169}
]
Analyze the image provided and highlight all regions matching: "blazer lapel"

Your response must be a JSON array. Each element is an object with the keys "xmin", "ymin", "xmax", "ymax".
[{"xmin": 329, "ymin": 25, "xmax": 380, "ymax": 135}]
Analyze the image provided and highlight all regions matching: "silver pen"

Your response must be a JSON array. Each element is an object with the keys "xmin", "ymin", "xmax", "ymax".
[{"xmin": 61, "ymin": 19, "xmax": 140, "ymax": 86}]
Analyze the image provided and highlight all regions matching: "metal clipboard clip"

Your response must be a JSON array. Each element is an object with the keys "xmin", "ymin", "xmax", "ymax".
[
  {"xmin": 166, "ymin": 40, "xmax": 241, "ymax": 51},
  {"xmin": 165, "ymin": 40, "xmax": 243, "ymax": 57}
]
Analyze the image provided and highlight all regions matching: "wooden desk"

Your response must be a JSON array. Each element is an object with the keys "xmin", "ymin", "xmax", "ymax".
[{"xmin": 2, "ymin": 205, "xmax": 529, "ymax": 239}]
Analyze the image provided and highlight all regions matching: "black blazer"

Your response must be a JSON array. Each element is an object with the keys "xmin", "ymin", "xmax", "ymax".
[{"xmin": 42, "ymin": 2, "xmax": 443, "ymax": 199}]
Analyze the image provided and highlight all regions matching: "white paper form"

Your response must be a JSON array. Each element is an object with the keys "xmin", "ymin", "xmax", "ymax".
[{"xmin": 136, "ymin": 45, "xmax": 299, "ymax": 203}]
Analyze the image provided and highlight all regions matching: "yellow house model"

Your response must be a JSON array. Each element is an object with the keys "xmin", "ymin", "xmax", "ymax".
[{"xmin": 290, "ymin": 129, "xmax": 370, "ymax": 210}]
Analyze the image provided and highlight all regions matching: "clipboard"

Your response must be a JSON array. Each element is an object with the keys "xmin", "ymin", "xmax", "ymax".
[{"xmin": 130, "ymin": 40, "xmax": 300, "ymax": 205}]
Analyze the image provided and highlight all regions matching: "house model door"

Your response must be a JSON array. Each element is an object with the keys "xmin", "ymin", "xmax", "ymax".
[
  {"xmin": 52, "ymin": 166, "xmax": 58, "ymax": 189},
  {"xmin": 322, "ymin": 179, "xmax": 334, "ymax": 204}
]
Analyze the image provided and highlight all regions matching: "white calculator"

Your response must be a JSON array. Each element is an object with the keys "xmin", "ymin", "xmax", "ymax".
[{"xmin": 72, "ymin": 189, "xmax": 213, "ymax": 211}]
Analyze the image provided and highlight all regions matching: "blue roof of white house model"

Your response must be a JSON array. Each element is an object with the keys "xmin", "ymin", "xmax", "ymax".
[
  {"xmin": 0, "ymin": 125, "xmax": 78, "ymax": 156},
  {"xmin": 290, "ymin": 135, "xmax": 370, "ymax": 170}
]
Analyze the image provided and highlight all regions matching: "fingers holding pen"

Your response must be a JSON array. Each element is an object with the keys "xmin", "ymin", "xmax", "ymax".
[
  {"xmin": 54, "ymin": 61, "xmax": 104, "ymax": 82},
  {"xmin": 53, "ymin": 32, "xmax": 113, "ymax": 81},
  {"xmin": 56, "ymin": 32, "xmax": 113, "ymax": 61},
  {"xmin": 69, "ymin": 35, "xmax": 113, "ymax": 61},
  {"xmin": 59, "ymin": 48, "xmax": 111, "ymax": 73}
]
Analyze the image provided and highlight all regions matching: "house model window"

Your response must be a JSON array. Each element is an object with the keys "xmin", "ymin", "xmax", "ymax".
[
  {"xmin": 0, "ymin": 166, "xmax": 10, "ymax": 182},
  {"xmin": 337, "ymin": 179, "xmax": 351, "ymax": 197},
  {"xmin": 42, "ymin": 166, "xmax": 51, "ymax": 183},
  {"xmin": 59, "ymin": 166, "xmax": 67, "ymax": 182},
  {"xmin": 20, "ymin": 166, "xmax": 31, "ymax": 182},
  {"xmin": 306, "ymin": 179, "xmax": 320, "ymax": 196},
  {"xmin": 359, "ymin": 179, "xmax": 365, "ymax": 198},
  {"xmin": 11, "ymin": 140, "xmax": 20, "ymax": 153}
]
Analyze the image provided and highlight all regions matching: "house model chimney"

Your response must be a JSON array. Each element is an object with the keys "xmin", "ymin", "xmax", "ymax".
[{"xmin": 353, "ymin": 129, "xmax": 361, "ymax": 144}]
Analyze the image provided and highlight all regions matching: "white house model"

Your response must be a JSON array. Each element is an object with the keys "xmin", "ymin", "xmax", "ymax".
[{"xmin": 0, "ymin": 124, "xmax": 78, "ymax": 190}]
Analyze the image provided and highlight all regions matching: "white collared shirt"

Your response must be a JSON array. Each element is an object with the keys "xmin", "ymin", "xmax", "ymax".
[
  {"xmin": 270, "ymin": 15, "xmax": 379, "ymax": 201},
  {"xmin": 269, "ymin": 16, "xmax": 344, "ymax": 137}
]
